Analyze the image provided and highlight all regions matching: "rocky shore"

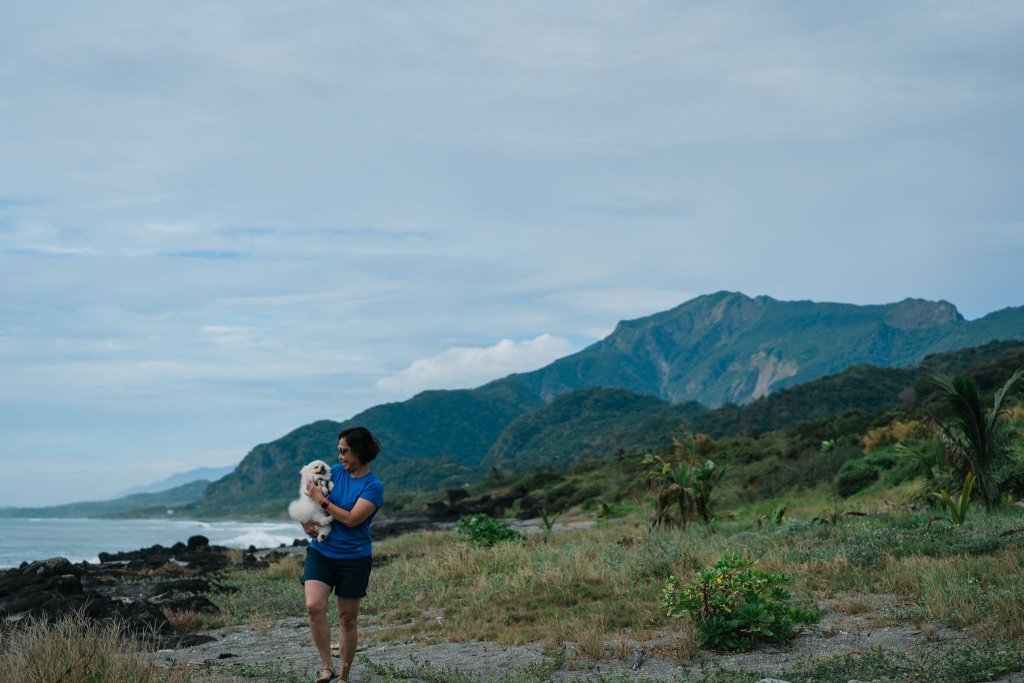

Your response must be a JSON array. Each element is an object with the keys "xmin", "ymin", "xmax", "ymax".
[{"xmin": 0, "ymin": 534, "xmax": 283, "ymax": 649}]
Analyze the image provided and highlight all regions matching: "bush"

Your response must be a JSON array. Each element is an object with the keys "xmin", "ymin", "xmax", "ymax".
[
  {"xmin": 663, "ymin": 555, "xmax": 819, "ymax": 652},
  {"xmin": 456, "ymin": 513, "xmax": 523, "ymax": 547},
  {"xmin": 834, "ymin": 458, "xmax": 881, "ymax": 497}
]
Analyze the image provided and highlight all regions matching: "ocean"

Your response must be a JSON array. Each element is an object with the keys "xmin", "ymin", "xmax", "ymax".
[{"xmin": 0, "ymin": 517, "xmax": 306, "ymax": 569}]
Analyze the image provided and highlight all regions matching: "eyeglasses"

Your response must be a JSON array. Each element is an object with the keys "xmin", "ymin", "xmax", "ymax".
[{"xmin": 339, "ymin": 447, "xmax": 352, "ymax": 455}]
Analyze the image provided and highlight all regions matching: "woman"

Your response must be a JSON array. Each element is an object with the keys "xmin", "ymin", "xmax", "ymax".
[{"xmin": 300, "ymin": 426, "xmax": 384, "ymax": 683}]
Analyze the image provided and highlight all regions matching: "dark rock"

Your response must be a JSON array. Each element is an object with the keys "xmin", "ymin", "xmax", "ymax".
[
  {"xmin": 0, "ymin": 542, "xmax": 239, "ymax": 650},
  {"xmin": 374, "ymin": 515, "xmax": 442, "ymax": 539},
  {"xmin": 422, "ymin": 501, "xmax": 450, "ymax": 519},
  {"xmin": 159, "ymin": 594, "xmax": 220, "ymax": 615},
  {"xmin": 447, "ymin": 487, "xmax": 469, "ymax": 504},
  {"xmin": 241, "ymin": 553, "xmax": 269, "ymax": 570},
  {"xmin": 186, "ymin": 535, "xmax": 210, "ymax": 550}
]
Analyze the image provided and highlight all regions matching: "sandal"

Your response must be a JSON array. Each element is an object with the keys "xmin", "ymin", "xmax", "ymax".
[{"xmin": 315, "ymin": 668, "xmax": 337, "ymax": 683}]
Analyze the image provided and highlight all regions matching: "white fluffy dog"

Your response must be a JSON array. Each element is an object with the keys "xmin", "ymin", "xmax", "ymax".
[{"xmin": 287, "ymin": 460, "xmax": 335, "ymax": 542}]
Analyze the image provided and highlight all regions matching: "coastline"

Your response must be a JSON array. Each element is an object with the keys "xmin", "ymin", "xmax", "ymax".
[{"xmin": 0, "ymin": 517, "xmax": 306, "ymax": 569}]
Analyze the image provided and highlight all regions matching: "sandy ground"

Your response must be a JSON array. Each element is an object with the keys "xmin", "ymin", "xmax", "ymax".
[{"xmin": 159, "ymin": 597, "xmax": 1024, "ymax": 683}]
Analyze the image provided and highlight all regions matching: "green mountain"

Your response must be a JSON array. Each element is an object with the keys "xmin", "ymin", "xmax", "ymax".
[
  {"xmin": 483, "ymin": 340, "xmax": 1024, "ymax": 477},
  {"xmin": 186, "ymin": 381, "xmax": 544, "ymax": 517},
  {"xmin": 185, "ymin": 292, "xmax": 1023, "ymax": 517},
  {"xmin": 511, "ymin": 291, "xmax": 1020, "ymax": 406}
]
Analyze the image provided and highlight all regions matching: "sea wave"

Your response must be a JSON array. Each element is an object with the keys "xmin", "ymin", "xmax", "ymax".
[
  {"xmin": 219, "ymin": 528, "xmax": 304, "ymax": 549},
  {"xmin": 0, "ymin": 518, "xmax": 305, "ymax": 568}
]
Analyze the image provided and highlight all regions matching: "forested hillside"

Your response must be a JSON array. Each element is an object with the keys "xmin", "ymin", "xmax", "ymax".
[{"xmin": 193, "ymin": 293, "xmax": 1024, "ymax": 516}]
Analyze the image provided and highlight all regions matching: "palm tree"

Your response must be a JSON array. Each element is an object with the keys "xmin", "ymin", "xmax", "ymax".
[
  {"xmin": 925, "ymin": 368, "xmax": 1023, "ymax": 510},
  {"xmin": 642, "ymin": 434, "xmax": 727, "ymax": 528}
]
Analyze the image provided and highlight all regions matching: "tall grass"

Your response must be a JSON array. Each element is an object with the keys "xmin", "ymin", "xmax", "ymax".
[
  {"xmin": 0, "ymin": 609, "xmax": 192, "ymax": 682},
  {"xmin": 197, "ymin": 504, "xmax": 1024, "ymax": 680},
  {"xmin": 352, "ymin": 507, "xmax": 1024, "ymax": 649}
]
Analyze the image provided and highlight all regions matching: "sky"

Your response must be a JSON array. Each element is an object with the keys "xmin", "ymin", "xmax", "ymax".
[{"xmin": 2, "ymin": 2, "xmax": 1023, "ymax": 507}]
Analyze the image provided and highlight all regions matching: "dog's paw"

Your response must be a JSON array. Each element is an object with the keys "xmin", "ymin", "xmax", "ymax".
[{"xmin": 317, "ymin": 532, "xmax": 329, "ymax": 542}]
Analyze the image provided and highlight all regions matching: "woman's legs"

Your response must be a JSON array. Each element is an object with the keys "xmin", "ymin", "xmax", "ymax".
[
  {"xmin": 304, "ymin": 579, "xmax": 335, "ymax": 675},
  {"xmin": 336, "ymin": 597, "xmax": 361, "ymax": 682}
]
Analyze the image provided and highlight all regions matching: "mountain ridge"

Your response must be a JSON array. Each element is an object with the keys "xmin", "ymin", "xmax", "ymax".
[{"xmin": 185, "ymin": 291, "xmax": 1023, "ymax": 516}]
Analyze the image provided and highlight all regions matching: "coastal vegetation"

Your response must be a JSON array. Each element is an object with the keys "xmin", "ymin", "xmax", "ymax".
[
  {"xmin": 4, "ymin": 380, "xmax": 1024, "ymax": 680},
  {"xmin": 194, "ymin": 361, "xmax": 1024, "ymax": 679},
  {"xmin": 4, "ymin": 333, "xmax": 1024, "ymax": 680},
  {"xmin": 191, "ymin": 499, "xmax": 1024, "ymax": 681},
  {"xmin": 0, "ymin": 610, "xmax": 192, "ymax": 682}
]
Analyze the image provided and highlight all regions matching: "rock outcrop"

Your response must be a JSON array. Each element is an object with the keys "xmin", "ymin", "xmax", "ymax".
[{"xmin": 0, "ymin": 535, "xmax": 262, "ymax": 648}]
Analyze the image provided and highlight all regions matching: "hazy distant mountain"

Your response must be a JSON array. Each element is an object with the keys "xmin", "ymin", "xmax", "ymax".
[
  {"xmin": 112, "ymin": 464, "xmax": 237, "ymax": 498},
  {"xmin": 0, "ymin": 480, "xmax": 211, "ymax": 519},
  {"xmin": 185, "ymin": 291, "xmax": 1024, "ymax": 517}
]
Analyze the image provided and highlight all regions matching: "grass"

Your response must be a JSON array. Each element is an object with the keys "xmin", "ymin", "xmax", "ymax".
[
  {"xmin": 205, "ymin": 502, "xmax": 1024, "ymax": 650},
  {"xmin": 0, "ymin": 609, "xmax": 194, "ymax": 682},
  {"xmin": 673, "ymin": 640, "xmax": 1024, "ymax": 683},
  {"xmin": 207, "ymin": 554, "xmax": 310, "ymax": 630},
  {"xmin": 354, "ymin": 639, "xmax": 1024, "ymax": 683},
  {"xmin": 10, "ymin": 468, "xmax": 1022, "ymax": 682},
  {"xmin": 179, "ymin": 496, "xmax": 1024, "ymax": 681},
  {"xmin": 356, "ymin": 506, "xmax": 1023, "ymax": 644},
  {"xmin": 359, "ymin": 653, "xmax": 562, "ymax": 683}
]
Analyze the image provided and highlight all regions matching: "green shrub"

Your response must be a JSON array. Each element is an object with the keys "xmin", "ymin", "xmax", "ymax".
[
  {"xmin": 834, "ymin": 458, "xmax": 880, "ymax": 497},
  {"xmin": 456, "ymin": 513, "xmax": 523, "ymax": 547},
  {"xmin": 663, "ymin": 555, "xmax": 819, "ymax": 652}
]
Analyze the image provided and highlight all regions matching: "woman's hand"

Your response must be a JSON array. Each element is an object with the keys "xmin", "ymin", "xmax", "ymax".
[
  {"xmin": 300, "ymin": 521, "xmax": 319, "ymax": 538},
  {"xmin": 304, "ymin": 479, "xmax": 324, "ymax": 503}
]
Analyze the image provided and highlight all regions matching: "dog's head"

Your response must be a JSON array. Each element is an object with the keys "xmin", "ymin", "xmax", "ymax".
[{"xmin": 299, "ymin": 459, "xmax": 331, "ymax": 482}]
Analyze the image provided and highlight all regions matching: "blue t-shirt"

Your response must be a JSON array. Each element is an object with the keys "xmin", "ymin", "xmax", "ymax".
[{"xmin": 310, "ymin": 465, "xmax": 384, "ymax": 559}]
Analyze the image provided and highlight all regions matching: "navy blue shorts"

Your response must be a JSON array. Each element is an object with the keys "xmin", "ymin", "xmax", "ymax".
[{"xmin": 302, "ymin": 547, "xmax": 372, "ymax": 599}]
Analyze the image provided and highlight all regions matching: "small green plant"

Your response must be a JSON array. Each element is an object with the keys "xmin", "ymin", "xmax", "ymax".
[
  {"xmin": 932, "ymin": 471, "xmax": 975, "ymax": 527},
  {"xmin": 537, "ymin": 507, "xmax": 562, "ymax": 541},
  {"xmin": 595, "ymin": 501, "xmax": 619, "ymax": 523},
  {"xmin": 663, "ymin": 555, "xmax": 819, "ymax": 652},
  {"xmin": 758, "ymin": 503, "xmax": 786, "ymax": 528},
  {"xmin": 456, "ymin": 513, "xmax": 523, "ymax": 547}
]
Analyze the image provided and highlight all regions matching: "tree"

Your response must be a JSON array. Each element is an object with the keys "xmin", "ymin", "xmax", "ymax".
[
  {"xmin": 639, "ymin": 434, "xmax": 727, "ymax": 528},
  {"xmin": 925, "ymin": 368, "xmax": 1023, "ymax": 510}
]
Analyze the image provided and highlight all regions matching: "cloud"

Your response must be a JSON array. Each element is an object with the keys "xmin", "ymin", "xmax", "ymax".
[
  {"xmin": 376, "ymin": 334, "xmax": 576, "ymax": 396},
  {"xmin": 1, "ymin": 1, "xmax": 1022, "ymax": 506}
]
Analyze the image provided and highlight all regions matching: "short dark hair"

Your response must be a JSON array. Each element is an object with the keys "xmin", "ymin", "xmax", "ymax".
[{"xmin": 339, "ymin": 426, "xmax": 381, "ymax": 465}]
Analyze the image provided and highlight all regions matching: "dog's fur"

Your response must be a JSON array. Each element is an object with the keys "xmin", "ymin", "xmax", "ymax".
[{"xmin": 287, "ymin": 460, "xmax": 335, "ymax": 542}]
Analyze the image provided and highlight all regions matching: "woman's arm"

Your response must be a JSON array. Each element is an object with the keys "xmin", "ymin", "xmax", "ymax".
[
  {"xmin": 305, "ymin": 480, "xmax": 378, "ymax": 528},
  {"xmin": 325, "ymin": 497, "xmax": 377, "ymax": 528}
]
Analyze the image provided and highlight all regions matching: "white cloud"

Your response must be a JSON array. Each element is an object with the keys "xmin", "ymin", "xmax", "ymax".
[
  {"xmin": 1, "ymin": 1, "xmax": 1023, "ymax": 506},
  {"xmin": 376, "ymin": 334, "xmax": 576, "ymax": 397}
]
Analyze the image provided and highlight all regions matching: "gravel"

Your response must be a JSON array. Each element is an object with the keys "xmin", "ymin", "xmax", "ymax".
[{"xmin": 159, "ymin": 597, "xmax": 1024, "ymax": 682}]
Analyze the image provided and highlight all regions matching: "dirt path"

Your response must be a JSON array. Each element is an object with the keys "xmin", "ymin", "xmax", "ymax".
[{"xmin": 159, "ymin": 599, "xmax": 1024, "ymax": 682}]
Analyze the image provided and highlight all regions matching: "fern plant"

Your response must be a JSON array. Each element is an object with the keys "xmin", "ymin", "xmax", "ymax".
[{"xmin": 932, "ymin": 471, "xmax": 975, "ymax": 528}]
